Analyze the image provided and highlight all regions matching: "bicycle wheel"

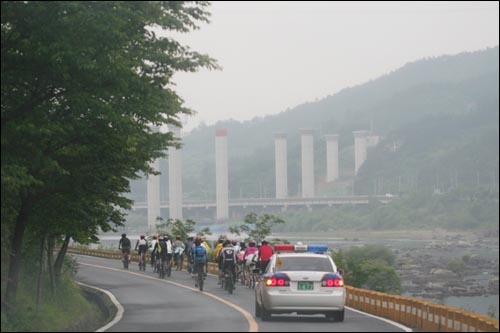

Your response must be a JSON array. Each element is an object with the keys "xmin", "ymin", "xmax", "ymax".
[
  {"xmin": 239, "ymin": 267, "xmax": 245, "ymax": 285},
  {"xmin": 198, "ymin": 272, "xmax": 204, "ymax": 291},
  {"xmin": 227, "ymin": 273, "xmax": 234, "ymax": 294},
  {"xmin": 159, "ymin": 262, "xmax": 165, "ymax": 279}
]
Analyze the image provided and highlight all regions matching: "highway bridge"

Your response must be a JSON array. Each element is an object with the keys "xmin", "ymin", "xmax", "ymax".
[{"xmin": 132, "ymin": 195, "xmax": 397, "ymax": 210}]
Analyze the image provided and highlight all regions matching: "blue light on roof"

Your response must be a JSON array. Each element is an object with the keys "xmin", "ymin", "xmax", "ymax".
[{"xmin": 307, "ymin": 245, "xmax": 328, "ymax": 253}]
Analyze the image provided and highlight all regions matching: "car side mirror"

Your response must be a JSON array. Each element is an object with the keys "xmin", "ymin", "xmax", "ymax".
[{"xmin": 338, "ymin": 269, "xmax": 344, "ymax": 277}]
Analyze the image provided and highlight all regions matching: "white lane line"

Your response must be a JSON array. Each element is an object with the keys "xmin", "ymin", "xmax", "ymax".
[
  {"xmin": 346, "ymin": 306, "xmax": 413, "ymax": 332},
  {"xmin": 76, "ymin": 281, "xmax": 124, "ymax": 332},
  {"xmin": 79, "ymin": 261, "xmax": 259, "ymax": 332}
]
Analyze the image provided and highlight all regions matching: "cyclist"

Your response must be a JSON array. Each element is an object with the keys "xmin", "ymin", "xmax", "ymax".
[
  {"xmin": 201, "ymin": 237, "xmax": 211, "ymax": 276},
  {"xmin": 236, "ymin": 241, "xmax": 246, "ymax": 284},
  {"xmin": 149, "ymin": 234, "xmax": 158, "ymax": 270},
  {"xmin": 173, "ymin": 236, "xmax": 185, "ymax": 271},
  {"xmin": 154, "ymin": 235, "xmax": 168, "ymax": 275},
  {"xmin": 243, "ymin": 240, "xmax": 258, "ymax": 286},
  {"xmin": 164, "ymin": 235, "xmax": 173, "ymax": 274},
  {"xmin": 135, "ymin": 234, "xmax": 148, "ymax": 270},
  {"xmin": 231, "ymin": 239, "xmax": 240, "ymax": 253},
  {"xmin": 192, "ymin": 237, "xmax": 207, "ymax": 288},
  {"xmin": 219, "ymin": 239, "xmax": 237, "ymax": 286},
  {"xmin": 185, "ymin": 236, "xmax": 195, "ymax": 276},
  {"xmin": 257, "ymin": 239, "xmax": 274, "ymax": 274},
  {"xmin": 118, "ymin": 233, "xmax": 131, "ymax": 267},
  {"xmin": 214, "ymin": 239, "xmax": 225, "ymax": 284},
  {"xmin": 213, "ymin": 239, "xmax": 224, "ymax": 261}
]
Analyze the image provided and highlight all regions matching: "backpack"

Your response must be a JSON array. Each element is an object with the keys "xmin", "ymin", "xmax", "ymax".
[
  {"xmin": 121, "ymin": 238, "xmax": 131, "ymax": 248},
  {"xmin": 193, "ymin": 246, "xmax": 207, "ymax": 264},
  {"xmin": 158, "ymin": 240, "xmax": 167, "ymax": 254}
]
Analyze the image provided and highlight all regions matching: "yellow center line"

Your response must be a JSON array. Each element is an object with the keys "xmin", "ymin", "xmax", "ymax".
[{"xmin": 80, "ymin": 261, "xmax": 259, "ymax": 332}]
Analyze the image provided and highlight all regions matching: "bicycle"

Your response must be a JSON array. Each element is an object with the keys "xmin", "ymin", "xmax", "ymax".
[
  {"xmin": 166, "ymin": 256, "xmax": 172, "ymax": 277},
  {"xmin": 219, "ymin": 267, "xmax": 225, "ymax": 288},
  {"xmin": 121, "ymin": 249, "xmax": 131, "ymax": 269},
  {"xmin": 224, "ymin": 269, "xmax": 234, "ymax": 294},
  {"xmin": 138, "ymin": 251, "xmax": 146, "ymax": 271},
  {"xmin": 158, "ymin": 257, "xmax": 166, "ymax": 279},
  {"xmin": 151, "ymin": 255, "xmax": 158, "ymax": 272},
  {"xmin": 249, "ymin": 266, "xmax": 260, "ymax": 289},
  {"xmin": 187, "ymin": 258, "xmax": 193, "ymax": 275},
  {"xmin": 194, "ymin": 263, "xmax": 204, "ymax": 291},
  {"xmin": 237, "ymin": 261, "xmax": 246, "ymax": 285}
]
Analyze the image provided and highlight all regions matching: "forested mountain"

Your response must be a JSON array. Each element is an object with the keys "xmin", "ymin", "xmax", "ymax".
[{"xmin": 129, "ymin": 47, "xmax": 499, "ymax": 229}]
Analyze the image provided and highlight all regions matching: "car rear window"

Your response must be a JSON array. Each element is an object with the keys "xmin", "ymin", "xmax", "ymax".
[{"xmin": 276, "ymin": 256, "xmax": 333, "ymax": 272}]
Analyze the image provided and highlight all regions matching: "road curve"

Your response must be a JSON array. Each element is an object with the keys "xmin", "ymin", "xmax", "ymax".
[{"xmin": 76, "ymin": 255, "xmax": 411, "ymax": 332}]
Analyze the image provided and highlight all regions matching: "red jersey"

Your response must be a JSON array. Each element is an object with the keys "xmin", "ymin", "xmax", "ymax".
[{"xmin": 258, "ymin": 245, "xmax": 274, "ymax": 262}]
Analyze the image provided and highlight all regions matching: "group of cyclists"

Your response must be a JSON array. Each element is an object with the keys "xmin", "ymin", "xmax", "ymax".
[{"xmin": 118, "ymin": 233, "xmax": 275, "ymax": 291}]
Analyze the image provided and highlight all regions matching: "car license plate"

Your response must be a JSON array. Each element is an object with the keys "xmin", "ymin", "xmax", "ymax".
[{"xmin": 298, "ymin": 281, "xmax": 314, "ymax": 290}]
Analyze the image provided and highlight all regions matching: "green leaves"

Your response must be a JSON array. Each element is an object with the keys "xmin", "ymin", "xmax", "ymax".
[
  {"xmin": 336, "ymin": 245, "xmax": 402, "ymax": 294},
  {"xmin": 156, "ymin": 218, "xmax": 211, "ymax": 242},
  {"xmin": 1, "ymin": 1, "xmax": 217, "ymax": 303},
  {"xmin": 231, "ymin": 213, "xmax": 285, "ymax": 243}
]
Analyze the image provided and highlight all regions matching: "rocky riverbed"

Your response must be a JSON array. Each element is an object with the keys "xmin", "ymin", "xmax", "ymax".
[{"xmin": 395, "ymin": 230, "xmax": 499, "ymax": 300}]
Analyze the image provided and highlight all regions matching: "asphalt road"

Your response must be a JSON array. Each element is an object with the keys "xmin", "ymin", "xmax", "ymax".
[{"xmin": 76, "ymin": 255, "xmax": 411, "ymax": 332}]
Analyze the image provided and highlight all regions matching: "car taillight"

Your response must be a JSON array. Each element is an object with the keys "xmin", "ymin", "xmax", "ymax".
[
  {"xmin": 321, "ymin": 278, "xmax": 344, "ymax": 287},
  {"xmin": 265, "ymin": 277, "xmax": 290, "ymax": 287}
]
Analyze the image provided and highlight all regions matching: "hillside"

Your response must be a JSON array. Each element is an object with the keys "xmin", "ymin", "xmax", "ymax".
[{"xmin": 128, "ymin": 47, "xmax": 499, "ymax": 230}]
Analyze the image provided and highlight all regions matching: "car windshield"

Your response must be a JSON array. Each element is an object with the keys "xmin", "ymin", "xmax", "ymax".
[{"xmin": 276, "ymin": 256, "xmax": 334, "ymax": 272}]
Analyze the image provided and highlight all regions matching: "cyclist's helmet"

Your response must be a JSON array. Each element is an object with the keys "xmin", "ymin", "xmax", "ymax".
[
  {"xmin": 223, "ymin": 239, "xmax": 231, "ymax": 247},
  {"xmin": 262, "ymin": 239, "xmax": 268, "ymax": 245},
  {"xmin": 194, "ymin": 237, "xmax": 202, "ymax": 245},
  {"xmin": 121, "ymin": 233, "xmax": 126, "ymax": 237},
  {"xmin": 152, "ymin": 234, "xmax": 158, "ymax": 239},
  {"xmin": 231, "ymin": 240, "xmax": 237, "ymax": 245},
  {"xmin": 140, "ymin": 234, "xmax": 145, "ymax": 239},
  {"xmin": 248, "ymin": 240, "xmax": 256, "ymax": 246}
]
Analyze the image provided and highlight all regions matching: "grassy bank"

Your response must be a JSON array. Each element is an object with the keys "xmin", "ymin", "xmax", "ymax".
[{"xmin": 1, "ymin": 259, "xmax": 105, "ymax": 332}]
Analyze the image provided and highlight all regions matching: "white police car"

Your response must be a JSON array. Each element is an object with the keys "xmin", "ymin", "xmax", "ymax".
[{"xmin": 255, "ymin": 244, "xmax": 346, "ymax": 321}]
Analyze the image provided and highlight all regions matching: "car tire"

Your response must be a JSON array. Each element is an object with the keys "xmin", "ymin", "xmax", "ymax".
[
  {"xmin": 335, "ymin": 309, "xmax": 345, "ymax": 322},
  {"xmin": 255, "ymin": 299, "xmax": 261, "ymax": 317},
  {"xmin": 325, "ymin": 312, "xmax": 335, "ymax": 321},
  {"xmin": 261, "ymin": 306, "xmax": 271, "ymax": 321}
]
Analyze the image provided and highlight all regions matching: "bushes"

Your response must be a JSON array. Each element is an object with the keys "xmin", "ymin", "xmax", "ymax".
[{"xmin": 332, "ymin": 245, "xmax": 402, "ymax": 294}]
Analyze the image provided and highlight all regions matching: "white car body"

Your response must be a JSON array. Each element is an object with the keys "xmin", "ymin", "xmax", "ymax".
[{"xmin": 255, "ymin": 252, "xmax": 346, "ymax": 321}]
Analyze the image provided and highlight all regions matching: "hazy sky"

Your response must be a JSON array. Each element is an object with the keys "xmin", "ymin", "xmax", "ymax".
[{"xmin": 171, "ymin": 1, "xmax": 499, "ymax": 132}]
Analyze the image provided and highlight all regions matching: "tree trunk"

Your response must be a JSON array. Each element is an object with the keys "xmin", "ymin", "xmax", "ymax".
[
  {"xmin": 54, "ymin": 235, "xmax": 71, "ymax": 277},
  {"xmin": 5, "ymin": 195, "xmax": 33, "ymax": 307},
  {"xmin": 46, "ymin": 235, "xmax": 56, "ymax": 295},
  {"xmin": 36, "ymin": 234, "xmax": 46, "ymax": 310}
]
